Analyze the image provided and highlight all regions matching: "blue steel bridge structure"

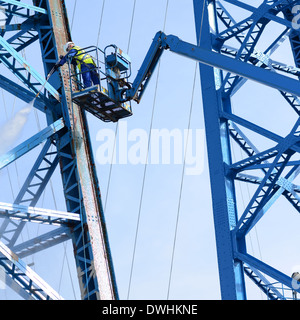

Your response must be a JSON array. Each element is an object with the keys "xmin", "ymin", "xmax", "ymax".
[{"xmin": 0, "ymin": 0, "xmax": 299, "ymax": 300}]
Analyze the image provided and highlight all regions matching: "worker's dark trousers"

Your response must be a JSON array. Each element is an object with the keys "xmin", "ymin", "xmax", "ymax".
[{"xmin": 81, "ymin": 63, "xmax": 100, "ymax": 88}]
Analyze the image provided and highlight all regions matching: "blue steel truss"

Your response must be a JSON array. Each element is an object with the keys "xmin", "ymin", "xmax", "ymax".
[
  {"xmin": 193, "ymin": 0, "xmax": 300, "ymax": 299},
  {"xmin": 0, "ymin": 0, "xmax": 118, "ymax": 300}
]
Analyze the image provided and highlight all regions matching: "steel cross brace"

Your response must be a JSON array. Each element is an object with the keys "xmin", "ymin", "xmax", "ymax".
[
  {"xmin": 215, "ymin": 0, "xmax": 300, "ymax": 118},
  {"xmin": 234, "ymin": 148, "xmax": 293, "ymax": 235},
  {"xmin": 221, "ymin": 0, "xmax": 296, "ymax": 29},
  {"xmin": 0, "ymin": 117, "xmax": 64, "ymax": 171},
  {"xmin": 230, "ymin": 122, "xmax": 300, "ymax": 215},
  {"xmin": 216, "ymin": 2, "xmax": 300, "ymax": 119},
  {"xmin": 243, "ymin": 265, "xmax": 284, "ymax": 300},
  {"xmin": 0, "ymin": 201, "xmax": 80, "ymax": 224},
  {"xmin": 228, "ymin": 119, "xmax": 300, "ymax": 224},
  {"xmin": 0, "ymin": 226, "xmax": 70, "ymax": 300},
  {"xmin": 0, "ymin": 0, "xmax": 46, "ymax": 19},
  {"xmin": 0, "ymin": 35, "xmax": 59, "ymax": 100},
  {"xmin": 11, "ymin": 227, "xmax": 70, "ymax": 258},
  {"xmin": 0, "ymin": 134, "xmax": 72, "ymax": 300},
  {"xmin": 235, "ymin": 252, "xmax": 300, "ymax": 296},
  {"xmin": 0, "ymin": 10, "xmax": 59, "ymax": 109},
  {"xmin": 0, "ymin": 28, "xmax": 38, "ymax": 56},
  {"xmin": 215, "ymin": 1, "xmax": 300, "ymax": 123},
  {"xmin": 0, "ymin": 0, "xmax": 47, "ymax": 14},
  {"xmin": 216, "ymin": 2, "xmax": 273, "ymax": 95},
  {"xmin": 0, "ymin": 74, "xmax": 50, "ymax": 113},
  {"xmin": 166, "ymin": 25, "xmax": 300, "ymax": 243},
  {"xmin": 0, "ymin": 138, "xmax": 64, "ymax": 248},
  {"xmin": 0, "ymin": 239, "xmax": 63, "ymax": 299},
  {"xmin": 245, "ymin": 166, "xmax": 300, "ymax": 231}
]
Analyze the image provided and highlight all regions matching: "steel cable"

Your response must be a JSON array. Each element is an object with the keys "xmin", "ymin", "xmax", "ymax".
[{"xmin": 127, "ymin": 0, "xmax": 169, "ymax": 300}]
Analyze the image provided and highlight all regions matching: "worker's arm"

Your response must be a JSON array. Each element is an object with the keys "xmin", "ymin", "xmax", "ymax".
[{"xmin": 54, "ymin": 48, "xmax": 78, "ymax": 70}]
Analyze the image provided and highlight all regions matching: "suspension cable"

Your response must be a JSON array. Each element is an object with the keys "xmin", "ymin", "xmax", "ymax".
[
  {"xmin": 70, "ymin": 0, "xmax": 77, "ymax": 31},
  {"xmin": 127, "ymin": 0, "xmax": 137, "ymax": 54},
  {"xmin": 127, "ymin": 0, "xmax": 169, "ymax": 300},
  {"xmin": 166, "ymin": 0, "xmax": 207, "ymax": 299},
  {"xmin": 167, "ymin": 64, "xmax": 197, "ymax": 299},
  {"xmin": 96, "ymin": 0, "xmax": 106, "ymax": 48}
]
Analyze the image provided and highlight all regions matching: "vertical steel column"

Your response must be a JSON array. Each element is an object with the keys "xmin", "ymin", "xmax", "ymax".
[
  {"xmin": 193, "ymin": 0, "xmax": 246, "ymax": 299},
  {"xmin": 34, "ymin": 0, "xmax": 118, "ymax": 300}
]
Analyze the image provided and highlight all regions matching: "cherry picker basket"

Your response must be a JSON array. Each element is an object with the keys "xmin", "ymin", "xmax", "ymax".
[{"xmin": 68, "ymin": 45, "xmax": 132, "ymax": 122}]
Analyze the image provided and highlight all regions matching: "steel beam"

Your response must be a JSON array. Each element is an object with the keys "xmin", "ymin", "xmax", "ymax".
[
  {"xmin": 0, "ymin": 35, "xmax": 59, "ymax": 100},
  {"xmin": 193, "ymin": 0, "xmax": 246, "ymax": 299},
  {"xmin": 11, "ymin": 227, "xmax": 70, "ymax": 258},
  {"xmin": 0, "ymin": 0, "xmax": 47, "ymax": 14},
  {"xmin": 192, "ymin": 0, "xmax": 300, "ymax": 300},
  {"xmin": 0, "ymin": 74, "xmax": 48, "ymax": 113},
  {"xmin": 0, "ymin": 270, "xmax": 35, "ymax": 300},
  {"xmin": 0, "ymin": 138, "xmax": 60, "ymax": 248},
  {"xmin": 236, "ymin": 252, "xmax": 300, "ymax": 294},
  {"xmin": 0, "ymin": 117, "xmax": 64, "ymax": 170},
  {"xmin": 32, "ymin": 0, "xmax": 118, "ymax": 300},
  {"xmin": 0, "ymin": 201, "xmax": 80, "ymax": 224},
  {"xmin": 0, "ymin": 239, "xmax": 63, "ymax": 300},
  {"xmin": 0, "ymin": 0, "xmax": 44, "ymax": 19}
]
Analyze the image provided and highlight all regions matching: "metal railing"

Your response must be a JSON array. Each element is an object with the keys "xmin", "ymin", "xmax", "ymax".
[
  {"xmin": 67, "ymin": 45, "xmax": 106, "ymax": 92},
  {"xmin": 67, "ymin": 44, "xmax": 131, "ymax": 95}
]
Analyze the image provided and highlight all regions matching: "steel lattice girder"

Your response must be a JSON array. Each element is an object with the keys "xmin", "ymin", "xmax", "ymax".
[
  {"xmin": 33, "ymin": 0, "xmax": 118, "ymax": 300},
  {"xmin": 0, "ymin": 239, "xmax": 63, "ymax": 300},
  {"xmin": 0, "ymin": 117, "xmax": 64, "ymax": 171},
  {"xmin": 0, "ymin": 0, "xmax": 117, "ymax": 300},
  {"xmin": 0, "ymin": 201, "xmax": 80, "ymax": 224},
  {"xmin": 192, "ymin": 0, "xmax": 300, "ymax": 299}
]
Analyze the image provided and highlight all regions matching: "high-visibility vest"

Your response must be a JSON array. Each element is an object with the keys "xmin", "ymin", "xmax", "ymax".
[{"xmin": 72, "ymin": 46, "xmax": 95, "ymax": 71}]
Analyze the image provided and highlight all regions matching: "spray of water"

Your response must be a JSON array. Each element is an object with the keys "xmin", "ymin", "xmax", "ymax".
[{"xmin": 0, "ymin": 99, "xmax": 35, "ymax": 155}]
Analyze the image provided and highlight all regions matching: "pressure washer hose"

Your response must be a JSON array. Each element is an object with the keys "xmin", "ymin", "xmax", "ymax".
[{"xmin": 35, "ymin": 66, "xmax": 56, "ymax": 99}]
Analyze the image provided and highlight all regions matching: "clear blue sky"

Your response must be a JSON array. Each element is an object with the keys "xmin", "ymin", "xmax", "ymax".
[{"xmin": 0, "ymin": 0, "xmax": 299, "ymax": 300}]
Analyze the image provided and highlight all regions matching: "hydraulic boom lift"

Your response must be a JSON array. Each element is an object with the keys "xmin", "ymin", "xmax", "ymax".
[{"xmin": 68, "ymin": 31, "xmax": 300, "ymax": 123}]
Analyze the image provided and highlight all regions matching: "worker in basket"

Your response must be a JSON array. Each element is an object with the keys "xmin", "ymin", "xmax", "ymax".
[{"xmin": 55, "ymin": 41, "xmax": 100, "ymax": 88}]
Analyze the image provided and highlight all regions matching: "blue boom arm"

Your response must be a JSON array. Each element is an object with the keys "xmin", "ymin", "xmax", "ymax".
[
  {"xmin": 123, "ymin": 31, "xmax": 300, "ymax": 103},
  {"xmin": 126, "ymin": 31, "xmax": 166, "ymax": 103}
]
